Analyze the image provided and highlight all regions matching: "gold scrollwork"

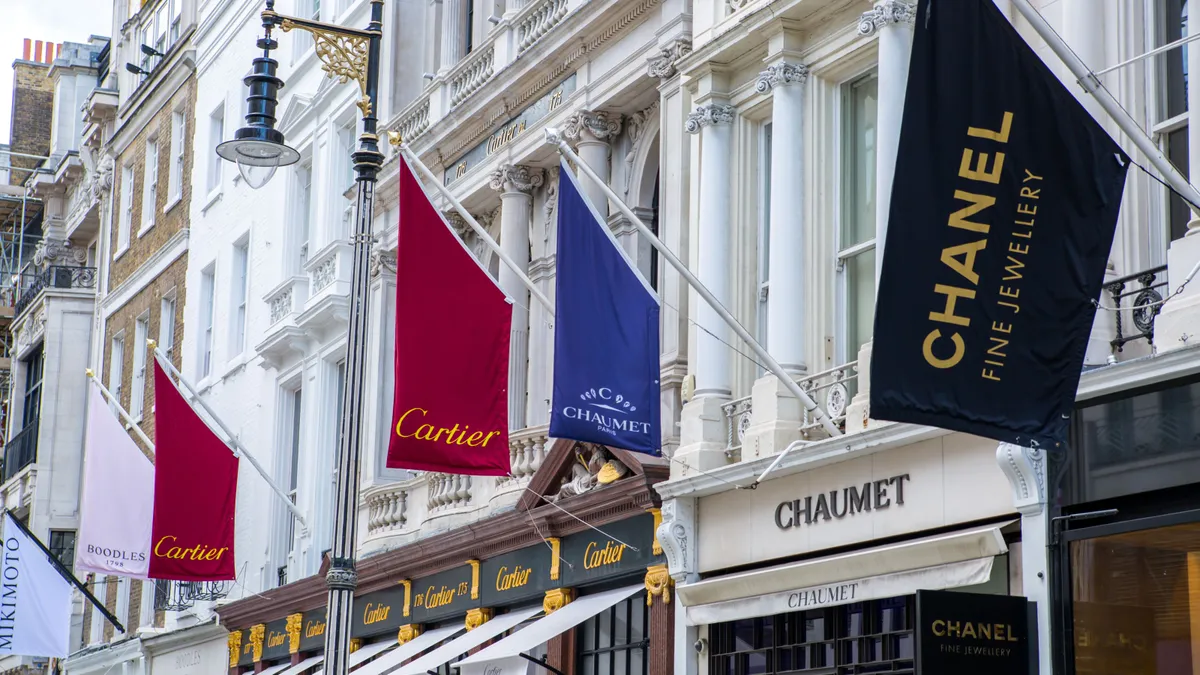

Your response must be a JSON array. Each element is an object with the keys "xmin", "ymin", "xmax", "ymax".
[
  {"xmin": 467, "ymin": 559, "xmax": 481, "ymax": 600},
  {"xmin": 647, "ymin": 508, "xmax": 663, "ymax": 556},
  {"xmin": 543, "ymin": 588, "xmax": 575, "ymax": 615},
  {"xmin": 248, "ymin": 624, "xmax": 266, "ymax": 662},
  {"xmin": 280, "ymin": 19, "xmax": 373, "ymax": 117},
  {"xmin": 399, "ymin": 579, "xmax": 412, "ymax": 617},
  {"xmin": 465, "ymin": 607, "xmax": 494, "ymax": 631},
  {"xmin": 349, "ymin": 638, "xmax": 363, "ymax": 654},
  {"xmin": 397, "ymin": 624, "xmax": 422, "ymax": 645},
  {"xmin": 285, "ymin": 613, "xmax": 303, "ymax": 654},
  {"xmin": 549, "ymin": 537, "xmax": 562, "ymax": 581},
  {"xmin": 645, "ymin": 564, "xmax": 673, "ymax": 607},
  {"xmin": 228, "ymin": 632, "xmax": 242, "ymax": 668}
]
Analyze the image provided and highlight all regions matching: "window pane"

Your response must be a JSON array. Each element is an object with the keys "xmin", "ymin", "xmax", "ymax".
[
  {"xmin": 1168, "ymin": 127, "xmax": 1191, "ymax": 241},
  {"xmin": 1164, "ymin": 0, "xmax": 1189, "ymax": 119},
  {"xmin": 847, "ymin": 249, "xmax": 876, "ymax": 359},
  {"xmin": 842, "ymin": 76, "xmax": 878, "ymax": 250}
]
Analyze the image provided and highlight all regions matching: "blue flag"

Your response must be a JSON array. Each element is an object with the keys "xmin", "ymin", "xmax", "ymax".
[{"xmin": 549, "ymin": 162, "xmax": 661, "ymax": 455}]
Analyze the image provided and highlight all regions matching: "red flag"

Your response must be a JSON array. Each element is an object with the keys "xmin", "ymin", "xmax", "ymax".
[
  {"xmin": 149, "ymin": 361, "xmax": 238, "ymax": 580},
  {"xmin": 387, "ymin": 159, "xmax": 513, "ymax": 476}
]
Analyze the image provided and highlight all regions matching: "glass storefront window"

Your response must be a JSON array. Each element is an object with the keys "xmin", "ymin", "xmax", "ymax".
[
  {"xmin": 577, "ymin": 592, "xmax": 650, "ymax": 675},
  {"xmin": 1070, "ymin": 521, "xmax": 1200, "ymax": 675}
]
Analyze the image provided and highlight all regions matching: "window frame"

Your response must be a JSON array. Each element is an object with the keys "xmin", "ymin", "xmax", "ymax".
[
  {"xmin": 294, "ymin": 161, "xmax": 314, "ymax": 271},
  {"xmin": 576, "ymin": 592, "xmax": 650, "ymax": 675},
  {"xmin": 22, "ymin": 348, "xmax": 44, "ymax": 430},
  {"xmin": 160, "ymin": 292, "xmax": 177, "ymax": 359},
  {"xmin": 199, "ymin": 266, "xmax": 216, "ymax": 377},
  {"xmin": 131, "ymin": 313, "xmax": 149, "ymax": 420},
  {"xmin": 48, "ymin": 530, "xmax": 77, "ymax": 573},
  {"xmin": 231, "ymin": 240, "xmax": 249, "ymax": 355},
  {"xmin": 835, "ymin": 72, "xmax": 879, "ymax": 367},
  {"xmin": 756, "ymin": 121, "xmax": 772, "ymax": 376},
  {"xmin": 118, "ymin": 165, "xmax": 134, "ymax": 255},
  {"xmin": 1154, "ymin": 0, "xmax": 1192, "ymax": 244},
  {"xmin": 109, "ymin": 333, "xmax": 126, "ymax": 406},
  {"xmin": 167, "ymin": 108, "xmax": 186, "ymax": 207},
  {"xmin": 141, "ymin": 138, "xmax": 158, "ymax": 235},
  {"xmin": 207, "ymin": 103, "xmax": 225, "ymax": 195}
]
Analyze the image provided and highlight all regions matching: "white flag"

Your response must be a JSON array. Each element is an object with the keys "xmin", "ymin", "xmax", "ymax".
[
  {"xmin": 76, "ymin": 384, "xmax": 154, "ymax": 578},
  {"xmin": 0, "ymin": 512, "xmax": 74, "ymax": 657}
]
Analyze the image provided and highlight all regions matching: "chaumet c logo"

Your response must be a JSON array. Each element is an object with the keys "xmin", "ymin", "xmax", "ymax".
[{"xmin": 560, "ymin": 387, "xmax": 651, "ymax": 437}]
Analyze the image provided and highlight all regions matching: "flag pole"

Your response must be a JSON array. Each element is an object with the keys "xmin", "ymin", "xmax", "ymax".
[
  {"xmin": 1009, "ymin": 0, "xmax": 1200, "ymax": 215},
  {"xmin": 389, "ymin": 135, "xmax": 556, "ymax": 316},
  {"xmin": 545, "ymin": 129, "xmax": 842, "ymax": 440},
  {"xmin": 148, "ymin": 344, "xmax": 308, "ymax": 528},
  {"xmin": 3, "ymin": 510, "xmax": 125, "ymax": 634},
  {"xmin": 85, "ymin": 370, "xmax": 155, "ymax": 456}
]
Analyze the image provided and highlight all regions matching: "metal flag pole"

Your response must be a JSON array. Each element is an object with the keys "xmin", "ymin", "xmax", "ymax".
[
  {"xmin": 3, "ymin": 509, "xmax": 125, "ymax": 633},
  {"xmin": 149, "ymin": 344, "xmax": 308, "ymax": 527},
  {"xmin": 85, "ymin": 369, "xmax": 155, "ymax": 454},
  {"xmin": 389, "ymin": 135, "xmax": 556, "ymax": 316},
  {"xmin": 545, "ymin": 128, "xmax": 842, "ymax": 440},
  {"xmin": 1009, "ymin": 0, "xmax": 1200, "ymax": 215}
]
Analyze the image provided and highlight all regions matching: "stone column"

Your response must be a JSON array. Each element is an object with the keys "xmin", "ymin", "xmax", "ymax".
[
  {"xmin": 674, "ymin": 101, "xmax": 735, "ymax": 472},
  {"xmin": 439, "ymin": 0, "xmax": 465, "ymax": 74},
  {"xmin": 744, "ymin": 59, "xmax": 811, "ymax": 459},
  {"xmin": 561, "ymin": 109, "xmax": 623, "ymax": 217},
  {"xmin": 996, "ymin": 443, "xmax": 1051, "ymax": 675},
  {"xmin": 489, "ymin": 164, "xmax": 544, "ymax": 430},
  {"xmin": 858, "ymin": 0, "xmax": 915, "ymax": 284}
]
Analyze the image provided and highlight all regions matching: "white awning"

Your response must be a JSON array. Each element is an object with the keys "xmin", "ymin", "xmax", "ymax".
[
  {"xmin": 259, "ymin": 662, "xmax": 292, "ymax": 675},
  {"xmin": 392, "ymin": 606, "xmax": 543, "ymax": 675},
  {"xmin": 351, "ymin": 625, "xmax": 462, "ymax": 675},
  {"xmin": 308, "ymin": 636, "xmax": 397, "ymax": 675},
  {"xmin": 456, "ymin": 585, "xmax": 644, "ymax": 675},
  {"xmin": 275, "ymin": 654, "xmax": 323, "ymax": 675},
  {"xmin": 678, "ymin": 521, "xmax": 1011, "ymax": 625}
]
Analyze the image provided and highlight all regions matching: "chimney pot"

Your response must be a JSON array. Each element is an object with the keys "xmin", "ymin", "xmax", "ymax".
[{"xmin": 22, "ymin": 38, "xmax": 30, "ymax": 61}]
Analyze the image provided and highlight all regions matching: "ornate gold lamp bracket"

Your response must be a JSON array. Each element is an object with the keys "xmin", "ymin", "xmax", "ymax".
[{"xmin": 263, "ymin": 10, "xmax": 377, "ymax": 117}]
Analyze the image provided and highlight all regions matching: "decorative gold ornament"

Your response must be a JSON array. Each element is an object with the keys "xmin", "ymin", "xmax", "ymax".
[
  {"xmin": 645, "ymin": 564, "xmax": 673, "ymax": 607},
  {"xmin": 467, "ymin": 559, "xmax": 481, "ymax": 600},
  {"xmin": 547, "ymin": 537, "xmax": 562, "ymax": 581},
  {"xmin": 648, "ymin": 508, "xmax": 663, "ymax": 556},
  {"xmin": 248, "ymin": 624, "xmax": 266, "ymax": 662},
  {"xmin": 349, "ymin": 638, "xmax": 363, "ymax": 654},
  {"xmin": 279, "ymin": 19, "xmax": 373, "ymax": 117},
  {"xmin": 387, "ymin": 130, "xmax": 403, "ymax": 147},
  {"xmin": 543, "ymin": 588, "xmax": 575, "ymax": 615},
  {"xmin": 596, "ymin": 461, "xmax": 622, "ymax": 484},
  {"xmin": 285, "ymin": 613, "xmax": 303, "ymax": 654},
  {"xmin": 465, "ymin": 608, "xmax": 493, "ymax": 631},
  {"xmin": 397, "ymin": 624, "xmax": 422, "ymax": 645},
  {"xmin": 398, "ymin": 579, "xmax": 412, "ymax": 617},
  {"xmin": 228, "ymin": 632, "xmax": 242, "ymax": 668}
]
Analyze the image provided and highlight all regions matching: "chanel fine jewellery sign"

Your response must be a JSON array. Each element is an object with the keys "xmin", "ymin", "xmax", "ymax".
[
  {"xmin": 916, "ymin": 589, "xmax": 1032, "ymax": 675},
  {"xmin": 774, "ymin": 474, "xmax": 910, "ymax": 530}
]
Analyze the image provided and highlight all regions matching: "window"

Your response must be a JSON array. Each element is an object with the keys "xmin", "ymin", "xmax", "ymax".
[
  {"xmin": 757, "ymin": 123, "xmax": 773, "ymax": 371},
  {"xmin": 139, "ymin": 24, "xmax": 153, "ymax": 74},
  {"xmin": 708, "ymin": 598, "xmax": 914, "ymax": 674},
  {"xmin": 1160, "ymin": 0, "xmax": 1191, "ymax": 241},
  {"xmin": 232, "ymin": 241, "xmax": 249, "ymax": 353},
  {"xmin": 465, "ymin": 0, "xmax": 475, "ymax": 54},
  {"xmin": 154, "ymin": 2, "xmax": 168, "ymax": 56},
  {"xmin": 207, "ymin": 105, "xmax": 224, "ymax": 193},
  {"xmin": 131, "ymin": 314, "xmax": 149, "ymax": 419},
  {"xmin": 170, "ymin": 0, "xmax": 182, "ymax": 43},
  {"xmin": 118, "ymin": 165, "xmax": 134, "ymax": 253},
  {"xmin": 277, "ymin": 387, "xmax": 302, "ymax": 586},
  {"xmin": 293, "ymin": 0, "xmax": 320, "ymax": 59},
  {"xmin": 577, "ymin": 592, "xmax": 649, "ymax": 675},
  {"xmin": 109, "ymin": 335, "xmax": 125, "ymax": 406},
  {"xmin": 22, "ymin": 348, "xmax": 43, "ymax": 429},
  {"xmin": 294, "ymin": 162, "xmax": 313, "ymax": 270},
  {"xmin": 838, "ymin": 75, "xmax": 878, "ymax": 364},
  {"xmin": 168, "ymin": 109, "xmax": 185, "ymax": 204},
  {"xmin": 49, "ymin": 531, "xmax": 76, "ymax": 573},
  {"xmin": 142, "ymin": 139, "xmax": 158, "ymax": 232},
  {"xmin": 199, "ymin": 267, "xmax": 215, "ymax": 377},
  {"xmin": 160, "ymin": 294, "xmax": 177, "ymax": 358}
]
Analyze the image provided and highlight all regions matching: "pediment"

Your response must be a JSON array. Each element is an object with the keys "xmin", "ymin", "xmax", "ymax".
[
  {"xmin": 519, "ymin": 437, "xmax": 668, "ymax": 511},
  {"xmin": 278, "ymin": 94, "xmax": 314, "ymax": 136}
]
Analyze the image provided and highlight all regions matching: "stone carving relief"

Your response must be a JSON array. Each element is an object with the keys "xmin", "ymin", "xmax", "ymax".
[{"xmin": 553, "ymin": 444, "xmax": 631, "ymax": 501}]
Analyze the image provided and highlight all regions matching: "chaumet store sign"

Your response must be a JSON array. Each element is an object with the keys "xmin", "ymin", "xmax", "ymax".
[
  {"xmin": 231, "ymin": 513, "xmax": 660, "ymax": 666},
  {"xmin": 442, "ymin": 73, "xmax": 578, "ymax": 185}
]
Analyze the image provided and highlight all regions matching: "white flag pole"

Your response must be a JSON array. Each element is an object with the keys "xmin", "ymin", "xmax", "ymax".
[
  {"xmin": 149, "ymin": 343, "xmax": 308, "ymax": 527},
  {"xmin": 389, "ymin": 135, "xmax": 556, "ymax": 317},
  {"xmin": 545, "ymin": 129, "xmax": 842, "ymax": 440},
  {"xmin": 84, "ymin": 370, "xmax": 155, "ymax": 455},
  {"xmin": 1009, "ymin": 0, "xmax": 1200, "ymax": 215}
]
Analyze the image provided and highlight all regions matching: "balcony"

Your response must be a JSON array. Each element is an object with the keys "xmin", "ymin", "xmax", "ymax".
[
  {"xmin": 1104, "ymin": 265, "xmax": 1167, "ymax": 358},
  {"xmin": 13, "ymin": 266, "xmax": 98, "ymax": 319},
  {"xmin": 3, "ymin": 419, "xmax": 38, "ymax": 482},
  {"xmin": 154, "ymin": 579, "xmax": 232, "ymax": 612},
  {"xmin": 298, "ymin": 241, "xmax": 353, "ymax": 331},
  {"xmin": 722, "ymin": 362, "xmax": 858, "ymax": 459},
  {"xmin": 256, "ymin": 276, "xmax": 310, "ymax": 368}
]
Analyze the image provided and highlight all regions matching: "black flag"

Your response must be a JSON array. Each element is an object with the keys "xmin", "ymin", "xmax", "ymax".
[{"xmin": 870, "ymin": 0, "xmax": 1129, "ymax": 448}]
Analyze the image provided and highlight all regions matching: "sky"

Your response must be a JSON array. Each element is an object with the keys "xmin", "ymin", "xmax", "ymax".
[{"xmin": 0, "ymin": 0, "xmax": 114, "ymax": 145}]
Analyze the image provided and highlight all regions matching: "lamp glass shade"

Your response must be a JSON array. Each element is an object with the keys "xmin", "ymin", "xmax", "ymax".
[{"xmin": 237, "ymin": 160, "xmax": 279, "ymax": 190}]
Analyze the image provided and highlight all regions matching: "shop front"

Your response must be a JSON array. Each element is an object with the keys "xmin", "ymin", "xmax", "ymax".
[
  {"xmin": 656, "ymin": 433, "xmax": 1036, "ymax": 675},
  {"xmin": 1052, "ymin": 374, "xmax": 1200, "ymax": 675},
  {"xmin": 220, "ymin": 444, "xmax": 674, "ymax": 675}
]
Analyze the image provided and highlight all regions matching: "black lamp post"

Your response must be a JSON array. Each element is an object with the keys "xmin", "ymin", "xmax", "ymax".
[{"xmin": 218, "ymin": 4, "xmax": 384, "ymax": 675}]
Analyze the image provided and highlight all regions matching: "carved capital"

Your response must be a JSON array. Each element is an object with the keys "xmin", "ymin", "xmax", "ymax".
[
  {"xmin": 489, "ymin": 164, "xmax": 545, "ymax": 194},
  {"xmin": 248, "ymin": 624, "xmax": 265, "ymax": 663},
  {"xmin": 656, "ymin": 497, "xmax": 696, "ymax": 582},
  {"xmin": 369, "ymin": 247, "xmax": 397, "ymax": 279},
  {"xmin": 685, "ymin": 103, "xmax": 736, "ymax": 134},
  {"xmin": 228, "ymin": 632, "xmax": 242, "ymax": 668},
  {"xmin": 646, "ymin": 39, "xmax": 693, "ymax": 80},
  {"xmin": 644, "ymin": 564, "xmax": 673, "ymax": 606},
  {"xmin": 325, "ymin": 557, "xmax": 358, "ymax": 591},
  {"xmin": 562, "ymin": 110, "xmax": 624, "ymax": 143},
  {"xmin": 397, "ymin": 624, "xmax": 422, "ymax": 645},
  {"xmin": 858, "ymin": 0, "xmax": 916, "ymax": 36},
  {"xmin": 755, "ymin": 62, "xmax": 810, "ymax": 93},
  {"xmin": 464, "ymin": 607, "xmax": 493, "ymax": 631},
  {"xmin": 996, "ymin": 442, "xmax": 1047, "ymax": 515},
  {"xmin": 543, "ymin": 588, "xmax": 575, "ymax": 614},
  {"xmin": 349, "ymin": 638, "xmax": 363, "ymax": 654},
  {"xmin": 285, "ymin": 613, "xmax": 303, "ymax": 654}
]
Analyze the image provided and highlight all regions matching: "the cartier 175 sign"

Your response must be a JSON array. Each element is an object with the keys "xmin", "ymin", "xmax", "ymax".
[{"xmin": 774, "ymin": 474, "xmax": 910, "ymax": 530}]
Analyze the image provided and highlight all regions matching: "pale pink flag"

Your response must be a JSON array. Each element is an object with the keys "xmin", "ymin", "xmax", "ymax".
[{"xmin": 76, "ymin": 383, "xmax": 154, "ymax": 578}]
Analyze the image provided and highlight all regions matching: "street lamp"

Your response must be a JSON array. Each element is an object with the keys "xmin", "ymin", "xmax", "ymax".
[{"xmin": 218, "ymin": 4, "xmax": 384, "ymax": 675}]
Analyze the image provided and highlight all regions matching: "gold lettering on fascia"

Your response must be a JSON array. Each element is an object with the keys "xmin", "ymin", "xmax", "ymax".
[
  {"xmin": 583, "ymin": 541, "xmax": 627, "ymax": 570},
  {"xmin": 495, "ymin": 564, "xmax": 533, "ymax": 591},
  {"xmin": 412, "ymin": 581, "xmax": 470, "ymax": 609},
  {"xmin": 304, "ymin": 620, "xmax": 326, "ymax": 638},
  {"xmin": 363, "ymin": 602, "xmax": 392, "ymax": 625},
  {"xmin": 266, "ymin": 631, "xmax": 287, "ymax": 649}
]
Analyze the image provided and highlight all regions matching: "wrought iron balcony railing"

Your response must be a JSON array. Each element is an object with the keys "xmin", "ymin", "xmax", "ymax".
[
  {"xmin": 1105, "ymin": 265, "xmax": 1167, "ymax": 353},
  {"xmin": 3, "ymin": 418, "xmax": 38, "ymax": 482},
  {"xmin": 13, "ymin": 266, "xmax": 98, "ymax": 317},
  {"xmin": 153, "ymin": 579, "xmax": 232, "ymax": 612}
]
